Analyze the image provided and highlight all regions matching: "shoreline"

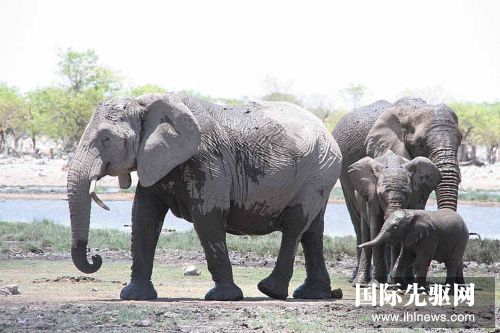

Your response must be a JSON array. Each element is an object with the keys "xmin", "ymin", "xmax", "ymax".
[{"xmin": 1, "ymin": 192, "xmax": 499, "ymax": 207}]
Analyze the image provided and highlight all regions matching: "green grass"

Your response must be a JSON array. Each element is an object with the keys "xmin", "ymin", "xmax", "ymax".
[
  {"xmin": 0, "ymin": 220, "xmax": 356, "ymax": 258},
  {"xmin": 1, "ymin": 220, "xmax": 498, "ymax": 264},
  {"xmin": 464, "ymin": 238, "xmax": 500, "ymax": 263}
]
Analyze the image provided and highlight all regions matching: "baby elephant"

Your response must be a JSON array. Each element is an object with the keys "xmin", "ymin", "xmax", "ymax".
[{"xmin": 359, "ymin": 209, "xmax": 469, "ymax": 287}]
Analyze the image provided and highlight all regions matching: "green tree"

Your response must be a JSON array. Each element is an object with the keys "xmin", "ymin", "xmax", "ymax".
[
  {"xmin": 128, "ymin": 84, "xmax": 167, "ymax": 97},
  {"xmin": 261, "ymin": 92, "xmax": 302, "ymax": 106},
  {"xmin": 0, "ymin": 83, "xmax": 26, "ymax": 154},
  {"xmin": 324, "ymin": 109, "xmax": 348, "ymax": 132},
  {"xmin": 49, "ymin": 48, "xmax": 122, "ymax": 149},
  {"xmin": 340, "ymin": 83, "xmax": 367, "ymax": 111},
  {"xmin": 451, "ymin": 102, "xmax": 500, "ymax": 164}
]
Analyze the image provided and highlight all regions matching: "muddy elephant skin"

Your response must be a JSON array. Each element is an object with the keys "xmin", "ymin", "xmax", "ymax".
[{"xmin": 67, "ymin": 93, "xmax": 342, "ymax": 301}]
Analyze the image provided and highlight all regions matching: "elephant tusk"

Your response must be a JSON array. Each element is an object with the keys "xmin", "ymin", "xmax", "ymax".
[
  {"xmin": 459, "ymin": 182, "xmax": 466, "ymax": 192},
  {"xmin": 89, "ymin": 178, "xmax": 110, "ymax": 211}
]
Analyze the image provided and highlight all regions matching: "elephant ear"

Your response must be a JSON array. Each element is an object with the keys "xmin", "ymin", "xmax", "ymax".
[
  {"xmin": 365, "ymin": 107, "xmax": 411, "ymax": 158},
  {"xmin": 348, "ymin": 157, "xmax": 383, "ymax": 202},
  {"xmin": 404, "ymin": 157, "xmax": 442, "ymax": 208},
  {"xmin": 404, "ymin": 211, "xmax": 435, "ymax": 245},
  {"xmin": 136, "ymin": 94, "xmax": 201, "ymax": 187}
]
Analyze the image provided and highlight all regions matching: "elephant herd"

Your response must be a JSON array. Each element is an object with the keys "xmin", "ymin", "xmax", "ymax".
[{"xmin": 67, "ymin": 93, "xmax": 464, "ymax": 301}]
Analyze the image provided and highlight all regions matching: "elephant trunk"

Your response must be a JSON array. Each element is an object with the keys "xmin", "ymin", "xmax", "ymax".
[
  {"xmin": 359, "ymin": 221, "xmax": 392, "ymax": 248},
  {"xmin": 67, "ymin": 150, "xmax": 104, "ymax": 274},
  {"xmin": 431, "ymin": 149, "xmax": 460, "ymax": 211}
]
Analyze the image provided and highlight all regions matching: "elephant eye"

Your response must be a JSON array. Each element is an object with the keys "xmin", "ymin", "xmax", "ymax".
[{"xmin": 102, "ymin": 137, "xmax": 111, "ymax": 147}]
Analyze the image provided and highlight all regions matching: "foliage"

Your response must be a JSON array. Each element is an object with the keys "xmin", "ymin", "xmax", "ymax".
[
  {"xmin": 323, "ymin": 109, "xmax": 348, "ymax": 132},
  {"xmin": 451, "ymin": 102, "xmax": 500, "ymax": 162},
  {"xmin": 464, "ymin": 238, "xmax": 500, "ymax": 264},
  {"xmin": 340, "ymin": 83, "xmax": 367, "ymax": 111},
  {"xmin": 261, "ymin": 92, "xmax": 303, "ymax": 106},
  {"xmin": 0, "ymin": 83, "xmax": 26, "ymax": 151},
  {"xmin": 128, "ymin": 84, "xmax": 167, "ymax": 97},
  {"xmin": 57, "ymin": 48, "xmax": 121, "ymax": 96}
]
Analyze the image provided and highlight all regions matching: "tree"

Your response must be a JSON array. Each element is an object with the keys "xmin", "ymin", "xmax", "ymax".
[
  {"xmin": 260, "ymin": 75, "xmax": 302, "ymax": 106},
  {"xmin": 340, "ymin": 84, "xmax": 367, "ymax": 111},
  {"xmin": 51, "ymin": 49, "xmax": 122, "ymax": 149},
  {"xmin": 57, "ymin": 49, "xmax": 121, "ymax": 96},
  {"xmin": 128, "ymin": 84, "xmax": 167, "ymax": 97},
  {"xmin": 0, "ymin": 83, "xmax": 26, "ymax": 154},
  {"xmin": 451, "ymin": 102, "xmax": 500, "ymax": 164},
  {"xmin": 303, "ymin": 94, "xmax": 336, "ymax": 122},
  {"xmin": 324, "ymin": 109, "xmax": 348, "ymax": 132}
]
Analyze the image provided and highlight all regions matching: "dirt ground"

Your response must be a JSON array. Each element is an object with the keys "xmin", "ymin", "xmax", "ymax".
[{"xmin": 0, "ymin": 250, "xmax": 499, "ymax": 332}]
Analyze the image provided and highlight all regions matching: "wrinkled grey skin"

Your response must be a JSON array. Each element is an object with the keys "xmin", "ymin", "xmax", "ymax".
[
  {"xmin": 359, "ymin": 209, "xmax": 469, "ymax": 287},
  {"xmin": 348, "ymin": 151, "xmax": 441, "ymax": 284},
  {"xmin": 332, "ymin": 97, "xmax": 462, "ymax": 279},
  {"xmin": 67, "ymin": 93, "xmax": 342, "ymax": 301}
]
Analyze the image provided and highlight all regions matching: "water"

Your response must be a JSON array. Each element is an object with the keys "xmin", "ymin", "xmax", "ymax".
[{"xmin": 0, "ymin": 200, "xmax": 499, "ymax": 238}]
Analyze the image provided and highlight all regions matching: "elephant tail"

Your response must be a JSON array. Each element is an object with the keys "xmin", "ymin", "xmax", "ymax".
[{"xmin": 469, "ymin": 232, "xmax": 481, "ymax": 241}]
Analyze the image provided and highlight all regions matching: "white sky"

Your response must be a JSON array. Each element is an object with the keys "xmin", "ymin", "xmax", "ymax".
[{"xmin": 1, "ymin": 0, "xmax": 499, "ymax": 104}]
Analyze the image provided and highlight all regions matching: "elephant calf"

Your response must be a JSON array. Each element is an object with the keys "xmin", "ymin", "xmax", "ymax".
[
  {"xmin": 67, "ymin": 93, "xmax": 342, "ymax": 301},
  {"xmin": 359, "ymin": 209, "xmax": 469, "ymax": 287}
]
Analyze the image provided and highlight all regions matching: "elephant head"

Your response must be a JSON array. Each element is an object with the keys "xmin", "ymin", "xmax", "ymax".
[
  {"xmin": 348, "ymin": 151, "xmax": 441, "ymax": 218},
  {"xmin": 67, "ymin": 93, "xmax": 201, "ymax": 273},
  {"xmin": 358, "ymin": 209, "xmax": 434, "ymax": 248},
  {"xmin": 365, "ymin": 97, "xmax": 462, "ymax": 211}
]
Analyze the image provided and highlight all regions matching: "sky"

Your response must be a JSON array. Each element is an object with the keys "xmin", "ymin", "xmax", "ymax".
[{"xmin": 1, "ymin": 0, "xmax": 500, "ymax": 105}]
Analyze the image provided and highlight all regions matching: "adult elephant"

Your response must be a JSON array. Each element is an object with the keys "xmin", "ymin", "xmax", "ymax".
[
  {"xmin": 332, "ymin": 97, "xmax": 461, "ymax": 279},
  {"xmin": 67, "ymin": 93, "xmax": 342, "ymax": 301}
]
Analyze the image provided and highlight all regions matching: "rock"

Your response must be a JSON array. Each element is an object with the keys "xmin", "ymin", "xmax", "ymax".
[
  {"xmin": 91, "ymin": 288, "xmax": 98, "ymax": 292},
  {"xmin": 183, "ymin": 266, "xmax": 201, "ymax": 276},
  {"xmin": 135, "ymin": 319, "xmax": 152, "ymax": 327},
  {"xmin": 466, "ymin": 261, "xmax": 478, "ymax": 269},
  {"xmin": 331, "ymin": 288, "xmax": 343, "ymax": 299},
  {"xmin": 0, "ymin": 284, "xmax": 20, "ymax": 296}
]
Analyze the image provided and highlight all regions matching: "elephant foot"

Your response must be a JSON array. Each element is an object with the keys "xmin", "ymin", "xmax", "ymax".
[
  {"xmin": 372, "ymin": 276, "xmax": 388, "ymax": 284},
  {"xmin": 258, "ymin": 275, "xmax": 288, "ymax": 300},
  {"xmin": 120, "ymin": 280, "xmax": 157, "ymax": 300},
  {"xmin": 205, "ymin": 282, "xmax": 243, "ymax": 301},
  {"xmin": 352, "ymin": 274, "xmax": 371, "ymax": 287},
  {"xmin": 390, "ymin": 277, "xmax": 408, "ymax": 290},
  {"xmin": 292, "ymin": 281, "xmax": 332, "ymax": 299}
]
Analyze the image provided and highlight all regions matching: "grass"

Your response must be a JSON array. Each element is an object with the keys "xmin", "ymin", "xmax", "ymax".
[
  {"xmin": 465, "ymin": 238, "xmax": 500, "ymax": 263},
  {"xmin": 1, "ymin": 220, "xmax": 499, "ymax": 264},
  {"xmin": 0, "ymin": 220, "xmax": 357, "ymax": 258}
]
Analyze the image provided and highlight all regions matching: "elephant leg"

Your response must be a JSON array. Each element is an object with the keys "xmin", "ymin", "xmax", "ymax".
[
  {"xmin": 370, "ymin": 216, "xmax": 387, "ymax": 284},
  {"xmin": 455, "ymin": 260, "xmax": 465, "ymax": 284},
  {"xmin": 414, "ymin": 255, "xmax": 432, "ymax": 289},
  {"xmin": 341, "ymin": 178, "xmax": 362, "ymax": 282},
  {"xmin": 193, "ymin": 211, "xmax": 243, "ymax": 301},
  {"xmin": 392, "ymin": 248, "xmax": 415, "ymax": 289},
  {"xmin": 445, "ymin": 260, "xmax": 460, "ymax": 287},
  {"xmin": 258, "ymin": 208, "xmax": 306, "ymax": 300},
  {"xmin": 386, "ymin": 243, "xmax": 401, "ymax": 280},
  {"xmin": 353, "ymin": 209, "xmax": 372, "ymax": 286},
  {"xmin": 292, "ymin": 208, "xmax": 332, "ymax": 299},
  {"xmin": 121, "ymin": 184, "xmax": 168, "ymax": 300}
]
